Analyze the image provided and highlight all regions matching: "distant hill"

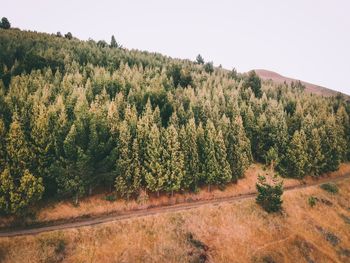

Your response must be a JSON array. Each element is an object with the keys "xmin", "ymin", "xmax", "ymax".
[{"xmin": 255, "ymin": 69, "xmax": 349, "ymax": 99}]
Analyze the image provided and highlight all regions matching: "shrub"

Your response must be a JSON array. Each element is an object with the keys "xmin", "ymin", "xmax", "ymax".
[
  {"xmin": 105, "ymin": 195, "xmax": 117, "ymax": 202},
  {"xmin": 308, "ymin": 196, "xmax": 317, "ymax": 207},
  {"xmin": 320, "ymin": 183, "xmax": 338, "ymax": 194},
  {"xmin": 256, "ymin": 175, "xmax": 283, "ymax": 213}
]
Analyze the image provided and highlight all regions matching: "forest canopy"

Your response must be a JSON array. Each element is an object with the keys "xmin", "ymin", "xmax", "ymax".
[{"xmin": 0, "ymin": 28, "xmax": 349, "ymax": 214}]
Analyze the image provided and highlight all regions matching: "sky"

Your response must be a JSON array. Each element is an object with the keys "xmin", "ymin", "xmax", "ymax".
[{"xmin": 2, "ymin": 0, "xmax": 350, "ymax": 95}]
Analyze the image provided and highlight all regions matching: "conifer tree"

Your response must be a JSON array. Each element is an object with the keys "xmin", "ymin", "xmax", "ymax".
[
  {"xmin": 321, "ymin": 116, "xmax": 343, "ymax": 172},
  {"xmin": 214, "ymin": 130, "xmax": 232, "ymax": 186},
  {"xmin": 307, "ymin": 128, "xmax": 325, "ymax": 176},
  {"xmin": 0, "ymin": 118, "xmax": 6, "ymax": 171},
  {"xmin": 0, "ymin": 168, "xmax": 13, "ymax": 214},
  {"xmin": 11, "ymin": 170, "xmax": 44, "ymax": 213},
  {"xmin": 115, "ymin": 121, "xmax": 134, "ymax": 199},
  {"xmin": 56, "ymin": 124, "xmax": 86, "ymax": 204},
  {"xmin": 227, "ymin": 116, "xmax": 252, "ymax": 181},
  {"xmin": 182, "ymin": 118, "xmax": 200, "ymax": 191},
  {"xmin": 0, "ymin": 168, "xmax": 44, "ymax": 214},
  {"xmin": 144, "ymin": 124, "xmax": 165, "ymax": 196},
  {"xmin": 204, "ymin": 120, "xmax": 219, "ymax": 191},
  {"xmin": 196, "ymin": 122, "xmax": 206, "ymax": 185},
  {"xmin": 130, "ymin": 138, "xmax": 142, "ymax": 196},
  {"xmin": 285, "ymin": 130, "xmax": 308, "ymax": 178},
  {"xmin": 31, "ymin": 105, "xmax": 54, "ymax": 194},
  {"xmin": 6, "ymin": 112, "xmax": 32, "ymax": 179},
  {"xmin": 163, "ymin": 125, "xmax": 184, "ymax": 196},
  {"xmin": 110, "ymin": 35, "xmax": 119, "ymax": 48}
]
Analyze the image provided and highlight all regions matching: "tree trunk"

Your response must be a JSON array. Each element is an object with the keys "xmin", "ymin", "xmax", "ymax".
[
  {"xmin": 74, "ymin": 193, "xmax": 79, "ymax": 206},
  {"xmin": 208, "ymin": 184, "xmax": 211, "ymax": 192},
  {"xmin": 171, "ymin": 190, "xmax": 174, "ymax": 198},
  {"xmin": 89, "ymin": 185, "xmax": 92, "ymax": 195},
  {"xmin": 157, "ymin": 190, "xmax": 160, "ymax": 198}
]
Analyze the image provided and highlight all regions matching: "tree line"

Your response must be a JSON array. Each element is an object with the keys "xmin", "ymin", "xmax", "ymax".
[{"xmin": 0, "ymin": 28, "xmax": 349, "ymax": 215}]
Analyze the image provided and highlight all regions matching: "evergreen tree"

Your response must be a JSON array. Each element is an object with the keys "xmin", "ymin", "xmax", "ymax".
[
  {"xmin": 214, "ymin": 130, "xmax": 232, "ymax": 186},
  {"xmin": 321, "ymin": 117, "xmax": 343, "ymax": 172},
  {"xmin": 163, "ymin": 125, "xmax": 184, "ymax": 196},
  {"xmin": 196, "ymin": 54, "xmax": 204, "ymax": 65},
  {"xmin": 0, "ymin": 168, "xmax": 14, "ymax": 214},
  {"xmin": 204, "ymin": 120, "xmax": 219, "ymax": 191},
  {"xmin": 31, "ymin": 105, "xmax": 54, "ymax": 195},
  {"xmin": 285, "ymin": 130, "xmax": 308, "ymax": 178},
  {"xmin": 115, "ymin": 121, "xmax": 134, "ymax": 199},
  {"xmin": 144, "ymin": 124, "xmax": 165, "ymax": 196},
  {"xmin": 0, "ymin": 17, "xmax": 10, "ymax": 29},
  {"xmin": 244, "ymin": 71, "xmax": 262, "ymax": 98},
  {"xmin": 196, "ymin": 122, "xmax": 206, "ymax": 185},
  {"xmin": 256, "ymin": 175, "xmax": 283, "ymax": 213},
  {"xmin": 0, "ymin": 118, "xmax": 6, "ymax": 171},
  {"xmin": 307, "ymin": 128, "xmax": 325, "ymax": 176},
  {"xmin": 227, "ymin": 117, "xmax": 252, "ymax": 181},
  {"xmin": 110, "ymin": 35, "xmax": 119, "ymax": 48},
  {"xmin": 6, "ymin": 112, "xmax": 32, "ymax": 179},
  {"xmin": 181, "ymin": 118, "xmax": 200, "ymax": 191},
  {"xmin": 0, "ymin": 168, "xmax": 44, "ymax": 214},
  {"xmin": 11, "ymin": 170, "xmax": 44, "ymax": 214}
]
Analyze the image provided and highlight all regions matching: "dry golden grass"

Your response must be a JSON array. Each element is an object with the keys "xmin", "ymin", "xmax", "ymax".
[
  {"xmin": 1, "ymin": 163, "xmax": 349, "ymax": 229},
  {"xmin": 0, "ymin": 173, "xmax": 349, "ymax": 262}
]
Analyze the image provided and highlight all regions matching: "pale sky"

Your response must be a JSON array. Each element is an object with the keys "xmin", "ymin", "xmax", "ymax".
[{"xmin": 2, "ymin": 0, "xmax": 350, "ymax": 95}]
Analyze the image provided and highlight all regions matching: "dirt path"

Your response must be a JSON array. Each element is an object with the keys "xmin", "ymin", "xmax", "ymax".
[{"xmin": 1, "ymin": 173, "xmax": 349, "ymax": 238}]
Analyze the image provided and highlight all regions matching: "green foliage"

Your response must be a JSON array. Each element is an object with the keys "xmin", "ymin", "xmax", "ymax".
[
  {"xmin": 0, "ymin": 168, "xmax": 44, "ymax": 214},
  {"xmin": 320, "ymin": 183, "xmax": 339, "ymax": 194},
  {"xmin": 204, "ymin": 62, "xmax": 214, "ymax": 74},
  {"xmin": 308, "ymin": 196, "xmax": 317, "ymax": 207},
  {"xmin": 244, "ymin": 70, "xmax": 262, "ymax": 98},
  {"xmin": 110, "ymin": 35, "xmax": 119, "ymax": 48},
  {"xmin": 284, "ymin": 130, "xmax": 308, "ymax": 178},
  {"xmin": 195, "ymin": 54, "xmax": 204, "ymax": 65},
  {"xmin": 265, "ymin": 147, "xmax": 278, "ymax": 170},
  {"xmin": 163, "ymin": 125, "xmax": 184, "ymax": 195},
  {"xmin": 64, "ymin": 32, "xmax": 72, "ymax": 39},
  {"xmin": 167, "ymin": 64, "xmax": 193, "ymax": 88},
  {"xmin": 256, "ymin": 175, "xmax": 283, "ymax": 213},
  {"xmin": 0, "ymin": 17, "xmax": 10, "ymax": 29},
  {"xmin": 0, "ymin": 28, "xmax": 348, "ymax": 212}
]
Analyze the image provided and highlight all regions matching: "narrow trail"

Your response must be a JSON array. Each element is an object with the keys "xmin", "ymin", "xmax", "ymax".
[{"xmin": 1, "ymin": 173, "xmax": 349, "ymax": 238}]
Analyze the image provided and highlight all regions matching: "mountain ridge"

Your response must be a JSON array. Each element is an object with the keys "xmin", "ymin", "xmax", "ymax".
[{"xmin": 255, "ymin": 69, "xmax": 349, "ymax": 98}]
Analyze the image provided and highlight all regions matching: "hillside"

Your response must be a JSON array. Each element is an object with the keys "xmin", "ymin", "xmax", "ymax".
[
  {"xmin": 0, "ymin": 23, "xmax": 350, "ymax": 263},
  {"xmin": 255, "ymin": 69, "xmax": 349, "ymax": 98},
  {"xmin": 0, "ymin": 27, "xmax": 349, "ymax": 216},
  {"xmin": 0, "ymin": 174, "xmax": 349, "ymax": 262}
]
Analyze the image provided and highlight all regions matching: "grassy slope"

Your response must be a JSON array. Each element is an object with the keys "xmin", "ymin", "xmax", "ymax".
[
  {"xmin": 1, "ymin": 163, "xmax": 349, "ymax": 229},
  {"xmin": 255, "ymin": 69, "xmax": 350, "ymax": 99},
  {"xmin": 0, "ymin": 169, "xmax": 349, "ymax": 262}
]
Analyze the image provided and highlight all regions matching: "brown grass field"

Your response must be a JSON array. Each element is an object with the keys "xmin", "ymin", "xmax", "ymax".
[
  {"xmin": 0, "ymin": 164, "xmax": 349, "ymax": 262},
  {"xmin": 1, "ymin": 163, "xmax": 349, "ymax": 229}
]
